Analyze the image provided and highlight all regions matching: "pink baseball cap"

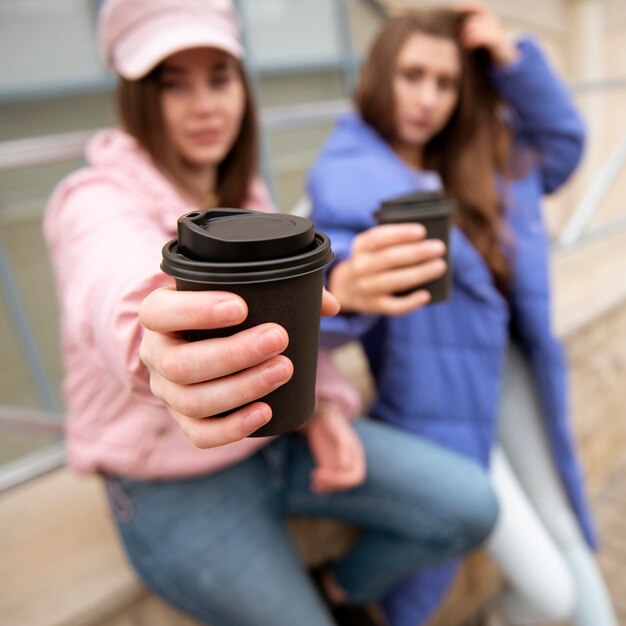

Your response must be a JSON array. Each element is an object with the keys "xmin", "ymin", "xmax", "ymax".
[{"xmin": 98, "ymin": 0, "xmax": 244, "ymax": 80}]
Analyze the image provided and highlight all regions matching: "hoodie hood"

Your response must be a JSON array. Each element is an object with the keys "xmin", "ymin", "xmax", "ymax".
[{"xmin": 84, "ymin": 128, "xmax": 187, "ymax": 213}]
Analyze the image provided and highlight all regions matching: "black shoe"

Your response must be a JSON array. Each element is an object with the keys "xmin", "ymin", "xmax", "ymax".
[
  {"xmin": 309, "ymin": 565, "xmax": 387, "ymax": 626},
  {"xmin": 330, "ymin": 602, "xmax": 387, "ymax": 626}
]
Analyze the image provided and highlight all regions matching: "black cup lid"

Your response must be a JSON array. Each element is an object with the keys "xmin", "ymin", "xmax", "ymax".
[
  {"xmin": 375, "ymin": 190, "xmax": 455, "ymax": 222},
  {"xmin": 178, "ymin": 208, "xmax": 316, "ymax": 262},
  {"xmin": 381, "ymin": 191, "xmax": 445, "ymax": 206},
  {"xmin": 162, "ymin": 208, "xmax": 334, "ymax": 284}
]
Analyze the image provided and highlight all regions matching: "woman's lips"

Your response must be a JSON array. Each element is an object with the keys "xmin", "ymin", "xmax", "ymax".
[{"xmin": 189, "ymin": 129, "xmax": 222, "ymax": 144}]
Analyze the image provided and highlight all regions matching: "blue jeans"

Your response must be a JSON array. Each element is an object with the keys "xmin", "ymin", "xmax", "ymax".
[{"xmin": 105, "ymin": 419, "xmax": 497, "ymax": 626}]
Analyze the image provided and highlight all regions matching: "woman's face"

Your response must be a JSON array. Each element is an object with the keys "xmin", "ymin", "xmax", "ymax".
[
  {"xmin": 158, "ymin": 47, "xmax": 246, "ymax": 169},
  {"xmin": 392, "ymin": 32, "xmax": 461, "ymax": 150}
]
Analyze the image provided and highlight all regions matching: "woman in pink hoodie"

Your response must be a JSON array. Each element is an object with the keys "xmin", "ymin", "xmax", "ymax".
[{"xmin": 44, "ymin": 1, "xmax": 499, "ymax": 625}]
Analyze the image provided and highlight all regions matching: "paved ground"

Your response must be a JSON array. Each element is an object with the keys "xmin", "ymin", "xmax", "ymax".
[{"xmin": 595, "ymin": 455, "xmax": 626, "ymax": 625}]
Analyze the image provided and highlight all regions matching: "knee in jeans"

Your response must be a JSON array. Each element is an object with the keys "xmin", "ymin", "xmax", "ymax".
[{"xmin": 454, "ymin": 465, "xmax": 500, "ymax": 550}]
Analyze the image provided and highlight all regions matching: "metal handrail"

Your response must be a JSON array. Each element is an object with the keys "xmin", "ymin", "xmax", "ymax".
[
  {"xmin": 0, "ymin": 100, "xmax": 352, "ymax": 173},
  {"xmin": 0, "ymin": 406, "xmax": 64, "ymax": 434},
  {"xmin": 3, "ymin": 93, "xmax": 626, "ymax": 249},
  {"xmin": 0, "ymin": 130, "xmax": 93, "ymax": 171},
  {"xmin": 553, "ymin": 214, "xmax": 626, "ymax": 253},
  {"xmin": 569, "ymin": 76, "xmax": 626, "ymax": 93},
  {"xmin": 0, "ymin": 442, "xmax": 65, "ymax": 492},
  {"xmin": 558, "ymin": 131, "xmax": 626, "ymax": 246}
]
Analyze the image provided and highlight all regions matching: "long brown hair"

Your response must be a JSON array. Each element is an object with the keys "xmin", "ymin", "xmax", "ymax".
[
  {"xmin": 356, "ymin": 9, "xmax": 514, "ymax": 293},
  {"xmin": 117, "ymin": 59, "xmax": 258, "ymax": 208}
]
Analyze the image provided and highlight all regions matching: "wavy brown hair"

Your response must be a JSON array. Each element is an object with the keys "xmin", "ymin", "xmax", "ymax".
[
  {"xmin": 356, "ymin": 9, "xmax": 515, "ymax": 293},
  {"xmin": 117, "ymin": 59, "xmax": 258, "ymax": 208}
]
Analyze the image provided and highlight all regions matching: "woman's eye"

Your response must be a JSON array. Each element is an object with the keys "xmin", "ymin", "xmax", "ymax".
[
  {"xmin": 209, "ymin": 71, "xmax": 233, "ymax": 89},
  {"xmin": 402, "ymin": 69, "xmax": 424, "ymax": 82},
  {"xmin": 159, "ymin": 79, "xmax": 187, "ymax": 91},
  {"xmin": 438, "ymin": 77, "xmax": 459, "ymax": 92}
]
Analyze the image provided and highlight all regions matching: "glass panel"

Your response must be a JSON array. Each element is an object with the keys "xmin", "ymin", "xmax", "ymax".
[
  {"xmin": 0, "ymin": 424, "xmax": 61, "ymax": 466},
  {"xmin": 0, "ymin": 92, "xmax": 115, "ymax": 141},
  {"xmin": 241, "ymin": 0, "xmax": 341, "ymax": 68},
  {"xmin": 257, "ymin": 70, "xmax": 346, "ymax": 106},
  {"xmin": 0, "ymin": 93, "xmax": 112, "ymax": 468},
  {"xmin": 265, "ymin": 122, "xmax": 336, "ymax": 212},
  {"xmin": 0, "ymin": 0, "xmax": 105, "ymax": 99},
  {"xmin": 0, "ymin": 292, "xmax": 35, "ymax": 409},
  {"xmin": 0, "ymin": 208, "xmax": 66, "ymax": 408}
]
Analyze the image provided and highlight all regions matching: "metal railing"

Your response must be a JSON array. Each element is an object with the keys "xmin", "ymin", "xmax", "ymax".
[
  {"xmin": 558, "ymin": 132, "xmax": 626, "ymax": 247},
  {"xmin": 0, "ymin": 101, "xmax": 352, "ymax": 173},
  {"xmin": 3, "ymin": 92, "xmax": 626, "ymax": 250}
]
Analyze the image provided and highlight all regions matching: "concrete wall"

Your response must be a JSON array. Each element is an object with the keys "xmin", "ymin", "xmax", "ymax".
[{"xmin": 0, "ymin": 0, "xmax": 105, "ymax": 98}]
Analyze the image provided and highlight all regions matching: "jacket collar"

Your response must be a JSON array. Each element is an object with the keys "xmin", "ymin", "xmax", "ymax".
[{"xmin": 85, "ymin": 128, "xmax": 192, "ymax": 222}]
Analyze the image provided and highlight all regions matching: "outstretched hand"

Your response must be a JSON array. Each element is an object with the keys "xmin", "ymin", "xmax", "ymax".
[{"xmin": 139, "ymin": 286, "xmax": 339, "ymax": 449}]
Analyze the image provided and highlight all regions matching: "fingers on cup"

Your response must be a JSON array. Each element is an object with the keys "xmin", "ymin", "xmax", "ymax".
[
  {"xmin": 161, "ymin": 354, "xmax": 294, "ymax": 421},
  {"xmin": 140, "ymin": 287, "xmax": 248, "ymax": 333},
  {"xmin": 321, "ymin": 288, "xmax": 341, "ymax": 316},
  {"xmin": 377, "ymin": 290, "xmax": 432, "ymax": 315},
  {"xmin": 175, "ymin": 402, "xmax": 273, "ymax": 448},
  {"xmin": 156, "ymin": 323, "xmax": 289, "ymax": 385},
  {"xmin": 362, "ymin": 239, "xmax": 446, "ymax": 275},
  {"xmin": 361, "ymin": 258, "xmax": 447, "ymax": 296},
  {"xmin": 354, "ymin": 223, "xmax": 426, "ymax": 254}
]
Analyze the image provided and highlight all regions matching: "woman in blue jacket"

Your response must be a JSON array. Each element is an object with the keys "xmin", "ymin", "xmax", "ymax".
[{"xmin": 308, "ymin": 6, "xmax": 617, "ymax": 626}]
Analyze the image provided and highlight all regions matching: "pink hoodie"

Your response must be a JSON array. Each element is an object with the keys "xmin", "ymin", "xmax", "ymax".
[{"xmin": 44, "ymin": 129, "xmax": 359, "ymax": 479}]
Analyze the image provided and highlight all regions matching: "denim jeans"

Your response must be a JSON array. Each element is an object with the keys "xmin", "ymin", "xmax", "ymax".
[{"xmin": 105, "ymin": 418, "xmax": 497, "ymax": 626}]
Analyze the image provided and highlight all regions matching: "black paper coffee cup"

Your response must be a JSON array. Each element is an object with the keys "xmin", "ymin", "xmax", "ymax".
[
  {"xmin": 161, "ymin": 208, "xmax": 334, "ymax": 437},
  {"xmin": 374, "ymin": 191, "xmax": 454, "ymax": 304}
]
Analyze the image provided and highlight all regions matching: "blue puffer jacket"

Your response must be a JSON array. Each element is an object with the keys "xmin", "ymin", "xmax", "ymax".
[{"xmin": 308, "ymin": 38, "xmax": 596, "ymax": 626}]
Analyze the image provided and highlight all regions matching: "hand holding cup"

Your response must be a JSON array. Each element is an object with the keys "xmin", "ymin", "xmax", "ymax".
[
  {"xmin": 139, "ymin": 286, "xmax": 340, "ymax": 448},
  {"xmin": 157, "ymin": 208, "xmax": 335, "ymax": 439},
  {"xmin": 328, "ymin": 223, "xmax": 447, "ymax": 316}
]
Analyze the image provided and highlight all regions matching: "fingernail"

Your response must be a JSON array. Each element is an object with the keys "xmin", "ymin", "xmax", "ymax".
[
  {"xmin": 429, "ymin": 239, "xmax": 446, "ymax": 254},
  {"xmin": 263, "ymin": 359, "xmax": 292, "ymax": 385},
  {"xmin": 415, "ymin": 289, "xmax": 432, "ymax": 303},
  {"xmin": 244, "ymin": 406, "xmax": 271, "ymax": 431},
  {"xmin": 434, "ymin": 259, "xmax": 447, "ymax": 273},
  {"xmin": 215, "ymin": 299, "xmax": 245, "ymax": 324},
  {"xmin": 409, "ymin": 224, "xmax": 426, "ymax": 237},
  {"xmin": 257, "ymin": 328, "xmax": 287, "ymax": 354}
]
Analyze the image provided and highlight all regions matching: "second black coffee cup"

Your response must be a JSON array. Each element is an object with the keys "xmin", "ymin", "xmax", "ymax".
[
  {"xmin": 161, "ymin": 208, "xmax": 334, "ymax": 437},
  {"xmin": 374, "ymin": 190, "xmax": 454, "ymax": 304}
]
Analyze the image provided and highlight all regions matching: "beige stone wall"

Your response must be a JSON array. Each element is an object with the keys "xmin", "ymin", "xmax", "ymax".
[{"xmin": 567, "ymin": 301, "xmax": 626, "ymax": 492}]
